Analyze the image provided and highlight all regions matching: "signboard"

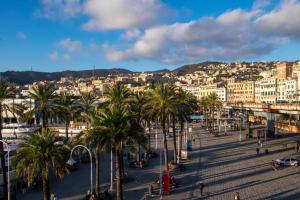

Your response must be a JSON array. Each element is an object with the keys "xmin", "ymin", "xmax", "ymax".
[
  {"xmin": 190, "ymin": 115, "xmax": 204, "ymax": 120},
  {"xmin": 163, "ymin": 171, "xmax": 170, "ymax": 195},
  {"xmin": 187, "ymin": 140, "xmax": 192, "ymax": 151}
]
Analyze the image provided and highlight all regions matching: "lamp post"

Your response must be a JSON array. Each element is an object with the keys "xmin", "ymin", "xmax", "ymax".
[
  {"xmin": 0, "ymin": 140, "xmax": 10, "ymax": 200},
  {"xmin": 155, "ymin": 118, "xmax": 158, "ymax": 150},
  {"xmin": 110, "ymin": 145, "xmax": 113, "ymax": 191},
  {"xmin": 67, "ymin": 145, "xmax": 93, "ymax": 192}
]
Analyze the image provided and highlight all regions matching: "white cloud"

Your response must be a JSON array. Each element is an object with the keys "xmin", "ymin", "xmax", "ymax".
[
  {"xmin": 105, "ymin": 9, "xmax": 275, "ymax": 64},
  {"xmin": 121, "ymin": 29, "xmax": 142, "ymax": 40},
  {"xmin": 17, "ymin": 32, "xmax": 27, "ymax": 40},
  {"xmin": 58, "ymin": 38, "xmax": 82, "ymax": 52},
  {"xmin": 36, "ymin": 0, "xmax": 82, "ymax": 19},
  {"xmin": 256, "ymin": 0, "xmax": 300, "ymax": 39},
  {"xmin": 82, "ymin": 0, "xmax": 168, "ymax": 30},
  {"xmin": 48, "ymin": 51, "xmax": 59, "ymax": 61}
]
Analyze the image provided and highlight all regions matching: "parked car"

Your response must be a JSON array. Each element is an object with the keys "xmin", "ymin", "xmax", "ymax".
[{"xmin": 276, "ymin": 157, "xmax": 299, "ymax": 166}]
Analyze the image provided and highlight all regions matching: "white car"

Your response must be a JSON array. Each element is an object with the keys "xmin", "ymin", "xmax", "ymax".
[{"xmin": 276, "ymin": 157, "xmax": 299, "ymax": 166}]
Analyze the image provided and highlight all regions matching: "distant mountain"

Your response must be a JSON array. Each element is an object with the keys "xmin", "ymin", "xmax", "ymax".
[
  {"xmin": 172, "ymin": 61, "xmax": 224, "ymax": 76},
  {"xmin": 0, "ymin": 68, "xmax": 133, "ymax": 84}
]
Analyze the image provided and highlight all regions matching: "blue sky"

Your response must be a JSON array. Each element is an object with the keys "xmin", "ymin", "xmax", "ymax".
[{"xmin": 1, "ymin": 0, "xmax": 300, "ymax": 72}]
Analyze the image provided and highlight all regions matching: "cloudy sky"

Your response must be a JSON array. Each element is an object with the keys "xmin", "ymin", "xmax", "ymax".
[{"xmin": 1, "ymin": 0, "xmax": 300, "ymax": 72}]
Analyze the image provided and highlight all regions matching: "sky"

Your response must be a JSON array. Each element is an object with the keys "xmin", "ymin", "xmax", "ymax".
[{"xmin": 1, "ymin": 0, "xmax": 300, "ymax": 72}]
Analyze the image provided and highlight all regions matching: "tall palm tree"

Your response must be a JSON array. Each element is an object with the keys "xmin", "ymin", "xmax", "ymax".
[
  {"xmin": 145, "ymin": 83, "xmax": 176, "ymax": 171},
  {"xmin": 78, "ymin": 91, "xmax": 97, "ymax": 127},
  {"xmin": 12, "ymin": 130, "xmax": 69, "ymax": 200},
  {"xmin": 175, "ymin": 89, "xmax": 198, "ymax": 163},
  {"xmin": 29, "ymin": 84, "xmax": 56, "ymax": 130},
  {"xmin": 206, "ymin": 93, "xmax": 222, "ymax": 135},
  {"xmin": 97, "ymin": 104, "xmax": 143, "ymax": 200},
  {"xmin": 0, "ymin": 80, "xmax": 14, "ymax": 198},
  {"xmin": 82, "ymin": 125, "xmax": 110, "ymax": 196},
  {"xmin": 131, "ymin": 91, "xmax": 147, "ymax": 159},
  {"xmin": 106, "ymin": 82, "xmax": 131, "ymax": 107},
  {"xmin": 55, "ymin": 92, "xmax": 79, "ymax": 140}
]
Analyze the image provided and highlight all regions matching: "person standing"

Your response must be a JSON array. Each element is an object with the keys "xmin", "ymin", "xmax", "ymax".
[
  {"xmin": 272, "ymin": 160, "xmax": 277, "ymax": 171},
  {"xmin": 199, "ymin": 181, "xmax": 204, "ymax": 196},
  {"xmin": 85, "ymin": 190, "xmax": 91, "ymax": 200},
  {"xmin": 50, "ymin": 193, "xmax": 55, "ymax": 200},
  {"xmin": 234, "ymin": 192, "xmax": 240, "ymax": 200},
  {"xmin": 256, "ymin": 147, "xmax": 260, "ymax": 155}
]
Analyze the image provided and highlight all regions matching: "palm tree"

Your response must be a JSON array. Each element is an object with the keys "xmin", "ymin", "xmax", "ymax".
[
  {"xmin": 78, "ymin": 91, "xmax": 97, "ymax": 127},
  {"xmin": 55, "ymin": 92, "xmax": 79, "ymax": 140},
  {"xmin": 29, "ymin": 84, "xmax": 56, "ymax": 130},
  {"xmin": 175, "ymin": 89, "xmax": 198, "ymax": 162},
  {"xmin": 12, "ymin": 130, "xmax": 69, "ymax": 200},
  {"xmin": 145, "ymin": 83, "xmax": 176, "ymax": 171},
  {"xmin": 131, "ymin": 91, "xmax": 147, "ymax": 159},
  {"xmin": 82, "ymin": 125, "xmax": 110, "ymax": 196},
  {"xmin": 106, "ymin": 82, "xmax": 131, "ymax": 107},
  {"xmin": 206, "ymin": 93, "xmax": 222, "ymax": 135},
  {"xmin": 97, "ymin": 104, "xmax": 144, "ymax": 200},
  {"xmin": 0, "ymin": 80, "xmax": 14, "ymax": 198}
]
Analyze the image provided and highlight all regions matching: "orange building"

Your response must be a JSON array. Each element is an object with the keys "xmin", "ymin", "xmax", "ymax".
[{"xmin": 277, "ymin": 62, "xmax": 292, "ymax": 80}]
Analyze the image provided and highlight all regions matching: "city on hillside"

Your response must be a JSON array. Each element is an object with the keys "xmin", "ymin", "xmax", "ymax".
[{"xmin": 1, "ymin": 1, "xmax": 300, "ymax": 200}]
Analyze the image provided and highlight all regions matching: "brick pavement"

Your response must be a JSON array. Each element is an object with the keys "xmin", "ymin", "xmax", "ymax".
[{"xmin": 163, "ymin": 128, "xmax": 300, "ymax": 200}]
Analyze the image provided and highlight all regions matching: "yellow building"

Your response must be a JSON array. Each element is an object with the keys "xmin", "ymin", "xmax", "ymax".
[{"xmin": 227, "ymin": 79, "xmax": 255, "ymax": 103}]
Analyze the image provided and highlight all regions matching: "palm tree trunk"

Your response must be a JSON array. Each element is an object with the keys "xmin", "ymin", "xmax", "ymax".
[
  {"xmin": 179, "ymin": 122, "xmax": 184, "ymax": 162},
  {"xmin": 0, "ymin": 105, "xmax": 8, "ymax": 200},
  {"xmin": 212, "ymin": 106, "xmax": 215, "ymax": 135},
  {"xmin": 42, "ymin": 175, "xmax": 50, "ymax": 200},
  {"xmin": 161, "ymin": 113, "xmax": 169, "ymax": 171},
  {"xmin": 42, "ymin": 110, "xmax": 46, "ymax": 131},
  {"xmin": 95, "ymin": 145, "xmax": 100, "ymax": 196},
  {"xmin": 172, "ymin": 114, "xmax": 177, "ymax": 164},
  {"xmin": 115, "ymin": 146, "xmax": 123, "ymax": 200},
  {"xmin": 65, "ymin": 121, "xmax": 69, "ymax": 140}
]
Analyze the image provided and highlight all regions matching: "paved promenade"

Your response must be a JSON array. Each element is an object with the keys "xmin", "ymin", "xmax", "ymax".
[
  {"xmin": 162, "ymin": 128, "xmax": 300, "ymax": 200},
  {"xmin": 19, "ymin": 125, "xmax": 300, "ymax": 200}
]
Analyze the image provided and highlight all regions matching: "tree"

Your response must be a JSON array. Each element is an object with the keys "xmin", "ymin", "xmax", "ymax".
[
  {"xmin": 0, "ymin": 80, "xmax": 14, "ymax": 199},
  {"xmin": 55, "ymin": 92, "xmax": 79, "ymax": 140},
  {"xmin": 82, "ymin": 125, "xmax": 110, "ymax": 196},
  {"xmin": 206, "ymin": 93, "xmax": 222, "ymax": 135},
  {"xmin": 131, "ymin": 91, "xmax": 148, "ymax": 159},
  {"xmin": 29, "ymin": 84, "xmax": 56, "ymax": 130},
  {"xmin": 97, "ymin": 104, "xmax": 144, "ymax": 200},
  {"xmin": 78, "ymin": 91, "xmax": 97, "ymax": 127},
  {"xmin": 174, "ymin": 89, "xmax": 198, "ymax": 163},
  {"xmin": 145, "ymin": 83, "xmax": 176, "ymax": 171},
  {"xmin": 12, "ymin": 131, "xmax": 69, "ymax": 200}
]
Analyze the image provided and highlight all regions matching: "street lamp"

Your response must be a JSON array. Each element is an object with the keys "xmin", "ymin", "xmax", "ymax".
[
  {"xmin": 0, "ymin": 140, "xmax": 10, "ymax": 200},
  {"xmin": 67, "ymin": 145, "xmax": 93, "ymax": 193}
]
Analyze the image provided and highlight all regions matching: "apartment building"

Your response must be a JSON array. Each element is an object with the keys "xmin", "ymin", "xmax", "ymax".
[
  {"xmin": 227, "ymin": 78, "xmax": 255, "ymax": 103},
  {"xmin": 257, "ymin": 77, "xmax": 277, "ymax": 104}
]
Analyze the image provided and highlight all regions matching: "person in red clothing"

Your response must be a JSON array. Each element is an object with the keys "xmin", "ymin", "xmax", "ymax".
[{"xmin": 272, "ymin": 160, "xmax": 277, "ymax": 171}]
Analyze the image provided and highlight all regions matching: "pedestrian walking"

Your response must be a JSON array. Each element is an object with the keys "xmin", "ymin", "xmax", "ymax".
[
  {"xmin": 199, "ymin": 181, "xmax": 204, "ymax": 196},
  {"xmin": 234, "ymin": 192, "xmax": 240, "ymax": 200},
  {"xmin": 21, "ymin": 180, "xmax": 27, "ymax": 194},
  {"xmin": 85, "ymin": 190, "xmax": 91, "ymax": 200},
  {"xmin": 272, "ymin": 160, "xmax": 277, "ymax": 171},
  {"xmin": 256, "ymin": 147, "xmax": 260, "ymax": 155},
  {"xmin": 50, "ymin": 193, "xmax": 55, "ymax": 200}
]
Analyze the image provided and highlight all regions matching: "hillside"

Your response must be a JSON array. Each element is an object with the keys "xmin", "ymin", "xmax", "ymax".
[
  {"xmin": 173, "ymin": 61, "xmax": 224, "ymax": 76},
  {"xmin": 0, "ymin": 68, "xmax": 133, "ymax": 84}
]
